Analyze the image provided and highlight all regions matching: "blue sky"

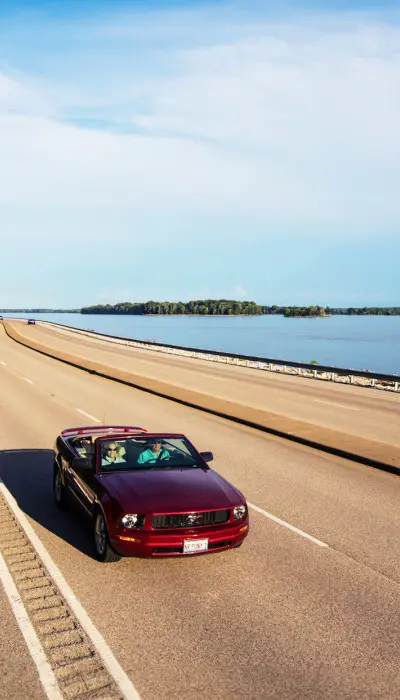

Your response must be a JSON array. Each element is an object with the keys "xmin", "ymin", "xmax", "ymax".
[{"xmin": 0, "ymin": 0, "xmax": 399, "ymax": 308}]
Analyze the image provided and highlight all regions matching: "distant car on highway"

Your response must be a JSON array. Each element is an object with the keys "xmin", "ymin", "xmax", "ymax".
[
  {"xmin": 53, "ymin": 425, "xmax": 249, "ymax": 562},
  {"xmin": 27, "ymin": 319, "xmax": 36, "ymax": 325}
]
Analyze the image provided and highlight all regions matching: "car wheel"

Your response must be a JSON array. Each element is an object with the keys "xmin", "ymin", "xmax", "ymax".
[
  {"xmin": 53, "ymin": 466, "xmax": 67, "ymax": 509},
  {"xmin": 93, "ymin": 512, "xmax": 121, "ymax": 563},
  {"xmin": 233, "ymin": 541, "xmax": 243, "ymax": 549}
]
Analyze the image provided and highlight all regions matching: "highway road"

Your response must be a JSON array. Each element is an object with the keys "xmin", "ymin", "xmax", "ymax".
[
  {"xmin": 1, "ymin": 324, "xmax": 400, "ymax": 700},
  {"xmin": 15, "ymin": 320, "xmax": 400, "ymax": 448}
]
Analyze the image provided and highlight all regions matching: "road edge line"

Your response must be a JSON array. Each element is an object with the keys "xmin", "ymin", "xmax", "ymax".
[{"xmin": 0, "ymin": 479, "xmax": 142, "ymax": 700}]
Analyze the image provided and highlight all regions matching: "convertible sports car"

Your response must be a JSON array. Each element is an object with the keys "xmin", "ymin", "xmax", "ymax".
[{"xmin": 53, "ymin": 426, "xmax": 249, "ymax": 562}]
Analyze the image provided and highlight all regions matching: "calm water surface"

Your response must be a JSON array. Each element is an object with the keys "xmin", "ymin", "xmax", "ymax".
[{"xmin": 3, "ymin": 313, "xmax": 399, "ymax": 375}]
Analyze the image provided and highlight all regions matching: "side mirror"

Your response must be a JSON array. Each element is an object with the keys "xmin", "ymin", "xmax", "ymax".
[
  {"xmin": 200, "ymin": 451, "xmax": 213, "ymax": 463},
  {"xmin": 72, "ymin": 457, "xmax": 93, "ymax": 471}
]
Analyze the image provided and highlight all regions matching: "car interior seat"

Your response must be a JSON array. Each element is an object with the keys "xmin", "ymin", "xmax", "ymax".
[{"xmin": 124, "ymin": 441, "xmax": 146, "ymax": 466}]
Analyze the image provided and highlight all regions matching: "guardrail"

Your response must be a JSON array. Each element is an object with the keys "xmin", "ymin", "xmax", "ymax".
[{"xmin": 31, "ymin": 319, "xmax": 400, "ymax": 394}]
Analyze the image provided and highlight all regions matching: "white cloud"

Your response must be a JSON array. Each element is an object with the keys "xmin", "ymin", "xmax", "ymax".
[
  {"xmin": 1, "ymin": 7, "xmax": 400, "ymax": 255},
  {"xmin": 233, "ymin": 285, "xmax": 247, "ymax": 299}
]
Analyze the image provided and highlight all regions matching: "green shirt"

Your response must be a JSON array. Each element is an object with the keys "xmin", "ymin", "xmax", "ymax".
[{"xmin": 137, "ymin": 448, "xmax": 170, "ymax": 464}]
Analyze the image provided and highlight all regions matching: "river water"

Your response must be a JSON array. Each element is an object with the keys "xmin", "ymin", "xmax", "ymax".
[{"xmin": 2, "ymin": 313, "xmax": 399, "ymax": 375}]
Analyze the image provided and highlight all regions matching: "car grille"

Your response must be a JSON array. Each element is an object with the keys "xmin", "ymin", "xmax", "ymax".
[{"xmin": 152, "ymin": 509, "xmax": 230, "ymax": 529}]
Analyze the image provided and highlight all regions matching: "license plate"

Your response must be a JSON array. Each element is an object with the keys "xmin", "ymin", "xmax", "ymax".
[{"xmin": 183, "ymin": 538, "xmax": 209, "ymax": 554}]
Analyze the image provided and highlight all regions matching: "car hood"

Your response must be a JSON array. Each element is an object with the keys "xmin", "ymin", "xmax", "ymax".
[{"xmin": 100, "ymin": 468, "xmax": 243, "ymax": 513}]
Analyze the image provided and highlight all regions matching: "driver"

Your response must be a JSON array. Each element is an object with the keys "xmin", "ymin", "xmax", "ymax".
[{"xmin": 138, "ymin": 438, "xmax": 170, "ymax": 465}]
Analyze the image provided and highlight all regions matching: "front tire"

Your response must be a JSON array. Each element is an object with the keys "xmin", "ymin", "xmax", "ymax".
[
  {"xmin": 53, "ymin": 466, "xmax": 67, "ymax": 509},
  {"xmin": 93, "ymin": 512, "xmax": 121, "ymax": 563}
]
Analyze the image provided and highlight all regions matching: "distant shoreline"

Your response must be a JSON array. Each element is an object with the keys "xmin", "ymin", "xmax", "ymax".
[
  {"xmin": 1, "ymin": 310, "xmax": 400, "ymax": 316},
  {"xmin": 1, "ymin": 302, "xmax": 399, "ymax": 317}
]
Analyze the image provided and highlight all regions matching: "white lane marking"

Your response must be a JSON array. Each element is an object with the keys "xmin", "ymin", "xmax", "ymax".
[
  {"xmin": 314, "ymin": 399, "xmax": 360, "ymax": 411},
  {"xmin": 0, "ymin": 479, "xmax": 142, "ymax": 700},
  {"xmin": 22, "ymin": 377, "xmax": 34, "ymax": 385},
  {"xmin": 0, "ymin": 361, "xmax": 6, "ymax": 366},
  {"xmin": 194, "ymin": 372, "xmax": 224, "ymax": 381},
  {"xmin": 248, "ymin": 502, "xmax": 329, "ymax": 548},
  {"xmin": 0, "ymin": 552, "xmax": 64, "ymax": 700},
  {"xmin": 75, "ymin": 408, "xmax": 101, "ymax": 423}
]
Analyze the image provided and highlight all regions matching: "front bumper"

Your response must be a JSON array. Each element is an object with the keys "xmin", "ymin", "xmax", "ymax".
[{"xmin": 110, "ymin": 519, "xmax": 249, "ymax": 557}]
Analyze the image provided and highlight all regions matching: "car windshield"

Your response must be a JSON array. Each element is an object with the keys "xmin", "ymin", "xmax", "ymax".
[{"xmin": 98, "ymin": 436, "xmax": 202, "ymax": 472}]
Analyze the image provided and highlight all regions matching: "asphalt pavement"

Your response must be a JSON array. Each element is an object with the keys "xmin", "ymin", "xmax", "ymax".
[
  {"xmin": 0, "ymin": 324, "xmax": 400, "ymax": 700},
  {"xmin": 17, "ymin": 320, "xmax": 400, "ymax": 448}
]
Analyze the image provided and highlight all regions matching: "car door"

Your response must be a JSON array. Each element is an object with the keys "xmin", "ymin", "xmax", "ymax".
[{"xmin": 68, "ymin": 453, "xmax": 98, "ymax": 516}]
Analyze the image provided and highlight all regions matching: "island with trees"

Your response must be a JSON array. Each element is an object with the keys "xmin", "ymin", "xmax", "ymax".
[
  {"xmin": 79, "ymin": 301, "xmax": 400, "ymax": 316},
  {"xmin": 283, "ymin": 305, "xmax": 328, "ymax": 318},
  {"xmin": 81, "ymin": 300, "xmax": 263, "ymax": 315}
]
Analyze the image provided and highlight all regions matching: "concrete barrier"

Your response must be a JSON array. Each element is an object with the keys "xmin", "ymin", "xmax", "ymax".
[
  {"xmin": 3, "ymin": 320, "xmax": 400, "ymax": 474},
  {"xmin": 37, "ymin": 319, "xmax": 400, "ymax": 393}
]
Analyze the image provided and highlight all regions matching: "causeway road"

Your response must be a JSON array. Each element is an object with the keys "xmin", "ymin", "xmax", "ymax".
[
  {"xmin": 0, "ymin": 322, "xmax": 400, "ymax": 699},
  {"xmin": 7, "ymin": 320, "xmax": 400, "ymax": 448}
]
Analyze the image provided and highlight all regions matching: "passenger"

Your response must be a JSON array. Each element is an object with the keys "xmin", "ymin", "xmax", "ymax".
[
  {"xmin": 73, "ymin": 437, "xmax": 92, "ymax": 457},
  {"xmin": 101, "ymin": 441, "xmax": 126, "ymax": 467},
  {"xmin": 138, "ymin": 438, "xmax": 170, "ymax": 465}
]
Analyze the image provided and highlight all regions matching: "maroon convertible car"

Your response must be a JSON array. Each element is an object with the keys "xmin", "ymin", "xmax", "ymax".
[{"xmin": 53, "ymin": 426, "xmax": 249, "ymax": 562}]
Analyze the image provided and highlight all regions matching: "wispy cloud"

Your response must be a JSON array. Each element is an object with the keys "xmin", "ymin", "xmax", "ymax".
[{"xmin": 233, "ymin": 285, "xmax": 247, "ymax": 299}]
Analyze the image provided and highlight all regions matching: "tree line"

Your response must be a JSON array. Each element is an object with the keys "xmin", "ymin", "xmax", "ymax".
[
  {"xmin": 283, "ymin": 306, "xmax": 326, "ymax": 317},
  {"xmin": 1, "ymin": 302, "xmax": 399, "ymax": 316},
  {"xmin": 81, "ymin": 300, "xmax": 263, "ymax": 315},
  {"xmin": 80, "ymin": 301, "xmax": 400, "ymax": 316},
  {"xmin": 326, "ymin": 307, "xmax": 400, "ymax": 315},
  {"xmin": 0, "ymin": 308, "xmax": 78, "ymax": 313}
]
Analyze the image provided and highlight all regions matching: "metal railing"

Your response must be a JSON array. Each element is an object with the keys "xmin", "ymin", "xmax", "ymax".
[{"xmin": 31, "ymin": 319, "xmax": 399, "ymax": 394}]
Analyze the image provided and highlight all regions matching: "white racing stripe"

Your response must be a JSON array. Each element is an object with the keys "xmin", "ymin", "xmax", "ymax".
[
  {"xmin": 0, "ymin": 552, "xmax": 64, "ymax": 700},
  {"xmin": 314, "ymin": 399, "xmax": 359, "ymax": 411},
  {"xmin": 248, "ymin": 502, "xmax": 329, "ymax": 547},
  {"xmin": 22, "ymin": 377, "xmax": 34, "ymax": 385},
  {"xmin": 0, "ymin": 479, "xmax": 142, "ymax": 700},
  {"xmin": 75, "ymin": 408, "xmax": 101, "ymax": 423}
]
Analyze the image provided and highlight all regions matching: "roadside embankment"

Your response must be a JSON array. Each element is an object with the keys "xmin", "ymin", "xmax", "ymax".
[{"xmin": 3, "ymin": 320, "xmax": 400, "ymax": 473}]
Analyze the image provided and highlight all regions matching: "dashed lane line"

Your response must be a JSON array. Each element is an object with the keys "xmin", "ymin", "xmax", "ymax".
[
  {"xmin": 75, "ymin": 409, "xmax": 101, "ymax": 423},
  {"xmin": 0, "ymin": 551, "xmax": 64, "ymax": 700},
  {"xmin": 0, "ymin": 361, "xmax": 6, "ymax": 366},
  {"xmin": 314, "ymin": 399, "xmax": 360, "ymax": 411},
  {"xmin": 248, "ymin": 502, "xmax": 329, "ymax": 547},
  {"xmin": 0, "ymin": 478, "xmax": 142, "ymax": 700},
  {"xmin": 22, "ymin": 377, "xmax": 34, "ymax": 385}
]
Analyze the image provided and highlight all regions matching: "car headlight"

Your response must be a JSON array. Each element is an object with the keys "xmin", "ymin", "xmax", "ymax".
[
  {"xmin": 120, "ymin": 514, "xmax": 144, "ymax": 529},
  {"xmin": 233, "ymin": 505, "xmax": 247, "ymax": 520}
]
